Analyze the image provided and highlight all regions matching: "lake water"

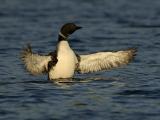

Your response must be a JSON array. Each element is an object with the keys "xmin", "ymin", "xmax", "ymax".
[{"xmin": 0, "ymin": 0, "xmax": 160, "ymax": 120}]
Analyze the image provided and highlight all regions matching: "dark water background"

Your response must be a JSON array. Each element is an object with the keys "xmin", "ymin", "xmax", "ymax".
[{"xmin": 0, "ymin": 0, "xmax": 160, "ymax": 120}]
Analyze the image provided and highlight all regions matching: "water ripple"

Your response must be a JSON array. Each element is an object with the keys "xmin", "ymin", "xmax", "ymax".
[{"xmin": 0, "ymin": 0, "xmax": 160, "ymax": 120}]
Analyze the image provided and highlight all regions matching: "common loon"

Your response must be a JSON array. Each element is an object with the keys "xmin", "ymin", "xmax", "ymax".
[{"xmin": 21, "ymin": 23, "xmax": 136, "ymax": 80}]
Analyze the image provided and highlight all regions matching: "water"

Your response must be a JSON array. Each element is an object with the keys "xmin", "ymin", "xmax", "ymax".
[{"xmin": 0, "ymin": 0, "xmax": 160, "ymax": 120}]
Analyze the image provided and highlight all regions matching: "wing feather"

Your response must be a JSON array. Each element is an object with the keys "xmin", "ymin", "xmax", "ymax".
[
  {"xmin": 77, "ymin": 49, "xmax": 136, "ymax": 73},
  {"xmin": 21, "ymin": 44, "xmax": 52, "ymax": 75}
]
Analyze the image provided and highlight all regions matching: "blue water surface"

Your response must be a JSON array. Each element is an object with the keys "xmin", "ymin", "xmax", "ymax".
[{"xmin": 0, "ymin": 0, "xmax": 160, "ymax": 120}]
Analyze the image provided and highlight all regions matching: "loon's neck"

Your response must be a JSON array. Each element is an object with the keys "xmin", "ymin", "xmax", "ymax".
[
  {"xmin": 58, "ymin": 32, "xmax": 68, "ymax": 42},
  {"xmin": 58, "ymin": 35, "xmax": 67, "ymax": 42},
  {"xmin": 57, "ymin": 40, "xmax": 71, "ymax": 52}
]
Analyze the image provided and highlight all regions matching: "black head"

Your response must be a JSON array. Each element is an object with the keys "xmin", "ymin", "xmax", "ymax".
[{"xmin": 59, "ymin": 23, "xmax": 82, "ymax": 40}]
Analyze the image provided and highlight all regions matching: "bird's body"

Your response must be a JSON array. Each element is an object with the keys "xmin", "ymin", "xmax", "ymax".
[
  {"xmin": 49, "ymin": 41, "xmax": 78, "ymax": 79},
  {"xmin": 21, "ymin": 23, "xmax": 137, "ymax": 80}
]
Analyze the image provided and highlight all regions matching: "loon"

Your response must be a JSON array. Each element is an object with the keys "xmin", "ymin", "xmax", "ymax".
[{"xmin": 21, "ymin": 23, "xmax": 136, "ymax": 80}]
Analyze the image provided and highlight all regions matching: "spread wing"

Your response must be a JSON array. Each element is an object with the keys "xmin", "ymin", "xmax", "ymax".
[
  {"xmin": 21, "ymin": 44, "xmax": 52, "ymax": 75},
  {"xmin": 77, "ymin": 49, "xmax": 136, "ymax": 73}
]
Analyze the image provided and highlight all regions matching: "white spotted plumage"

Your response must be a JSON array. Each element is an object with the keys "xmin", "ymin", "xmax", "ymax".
[
  {"xmin": 21, "ymin": 44, "xmax": 52, "ymax": 75},
  {"xmin": 77, "ymin": 49, "xmax": 136, "ymax": 73}
]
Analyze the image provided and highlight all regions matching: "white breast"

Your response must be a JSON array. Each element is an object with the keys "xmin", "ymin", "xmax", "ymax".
[{"xmin": 49, "ymin": 41, "xmax": 77, "ymax": 79}]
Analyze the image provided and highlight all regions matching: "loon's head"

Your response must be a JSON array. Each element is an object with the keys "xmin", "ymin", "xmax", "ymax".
[{"xmin": 59, "ymin": 23, "xmax": 82, "ymax": 40}]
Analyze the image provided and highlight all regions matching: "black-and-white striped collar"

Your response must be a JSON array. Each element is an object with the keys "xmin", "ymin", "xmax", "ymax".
[{"xmin": 59, "ymin": 32, "xmax": 67, "ymax": 39}]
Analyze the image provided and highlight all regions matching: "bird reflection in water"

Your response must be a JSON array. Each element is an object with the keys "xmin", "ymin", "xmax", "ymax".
[{"xmin": 52, "ymin": 76, "xmax": 122, "ymax": 87}]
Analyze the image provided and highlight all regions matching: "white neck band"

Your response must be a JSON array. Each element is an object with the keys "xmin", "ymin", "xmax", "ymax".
[{"xmin": 59, "ymin": 32, "xmax": 67, "ymax": 39}]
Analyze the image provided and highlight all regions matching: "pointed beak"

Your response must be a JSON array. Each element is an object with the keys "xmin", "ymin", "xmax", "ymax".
[{"xmin": 76, "ymin": 26, "xmax": 82, "ymax": 30}]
